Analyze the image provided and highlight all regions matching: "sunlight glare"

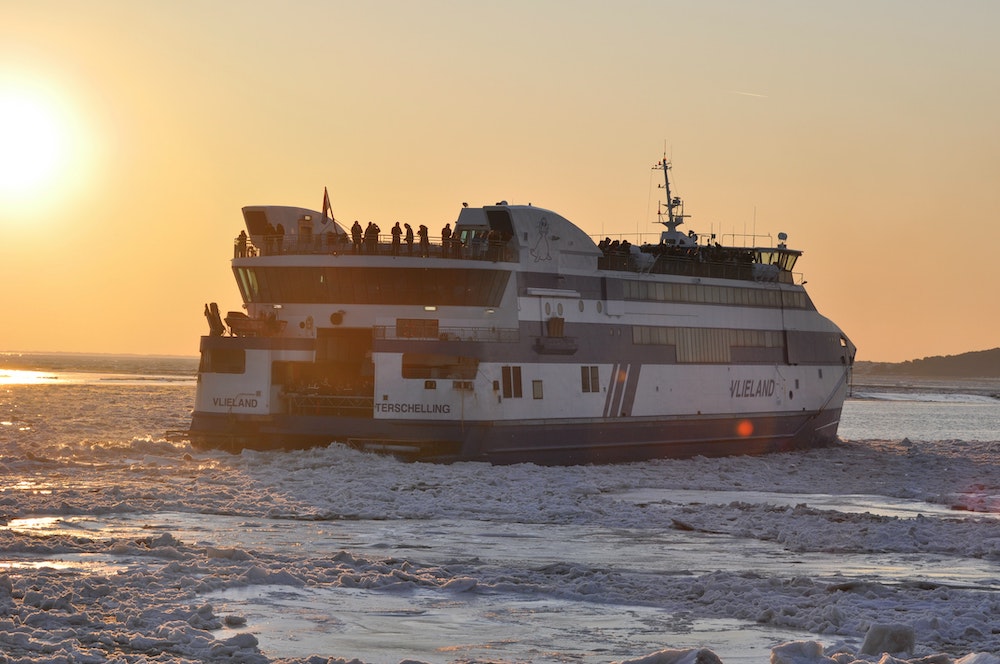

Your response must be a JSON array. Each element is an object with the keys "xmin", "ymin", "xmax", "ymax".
[
  {"xmin": 0, "ymin": 369, "xmax": 58, "ymax": 385},
  {"xmin": 0, "ymin": 88, "xmax": 69, "ymax": 199}
]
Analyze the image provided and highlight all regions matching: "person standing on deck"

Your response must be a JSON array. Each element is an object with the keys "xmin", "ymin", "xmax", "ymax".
[
  {"xmin": 235, "ymin": 230, "xmax": 248, "ymax": 258},
  {"xmin": 418, "ymin": 224, "xmax": 429, "ymax": 257},
  {"xmin": 264, "ymin": 221, "xmax": 276, "ymax": 254},
  {"xmin": 441, "ymin": 223, "xmax": 452, "ymax": 258},
  {"xmin": 391, "ymin": 222, "xmax": 402, "ymax": 256},
  {"xmin": 364, "ymin": 222, "xmax": 380, "ymax": 254},
  {"xmin": 404, "ymin": 223, "xmax": 414, "ymax": 255},
  {"xmin": 351, "ymin": 221, "xmax": 362, "ymax": 254}
]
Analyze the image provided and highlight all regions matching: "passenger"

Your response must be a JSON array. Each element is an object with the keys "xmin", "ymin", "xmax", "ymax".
[
  {"xmin": 391, "ymin": 221, "xmax": 402, "ymax": 256},
  {"xmin": 487, "ymin": 228, "xmax": 500, "ymax": 261},
  {"xmin": 404, "ymin": 223, "xmax": 414, "ymax": 255},
  {"xmin": 418, "ymin": 224, "xmax": 429, "ymax": 256},
  {"xmin": 365, "ymin": 222, "xmax": 380, "ymax": 254},
  {"xmin": 275, "ymin": 223, "xmax": 285, "ymax": 252},
  {"xmin": 471, "ymin": 230, "xmax": 486, "ymax": 259},
  {"xmin": 351, "ymin": 221, "xmax": 362, "ymax": 254},
  {"xmin": 235, "ymin": 230, "xmax": 248, "ymax": 258},
  {"xmin": 264, "ymin": 221, "xmax": 276, "ymax": 255},
  {"xmin": 441, "ymin": 223, "xmax": 452, "ymax": 258}
]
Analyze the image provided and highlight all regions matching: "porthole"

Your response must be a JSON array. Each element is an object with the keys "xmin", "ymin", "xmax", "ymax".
[
  {"xmin": 545, "ymin": 302, "xmax": 551, "ymax": 315},
  {"xmin": 578, "ymin": 300, "xmax": 584, "ymax": 312},
  {"xmin": 557, "ymin": 303, "xmax": 563, "ymax": 316},
  {"xmin": 597, "ymin": 301, "xmax": 603, "ymax": 313}
]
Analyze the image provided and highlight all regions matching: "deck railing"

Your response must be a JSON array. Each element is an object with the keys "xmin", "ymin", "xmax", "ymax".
[
  {"xmin": 234, "ymin": 232, "xmax": 800, "ymax": 283},
  {"xmin": 374, "ymin": 325, "xmax": 520, "ymax": 343},
  {"xmin": 235, "ymin": 234, "xmax": 515, "ymax": 262},
  {"xmin": 285, "ymin": 392, "xmax": 374, "ymax": 417}
]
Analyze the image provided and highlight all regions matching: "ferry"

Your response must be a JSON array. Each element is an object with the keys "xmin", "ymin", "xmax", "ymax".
[{"xmin": 189, "ymin": 159, "xmax": 855, "ymax": 464}]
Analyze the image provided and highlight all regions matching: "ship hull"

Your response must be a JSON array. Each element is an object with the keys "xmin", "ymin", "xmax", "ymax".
[{"xmin": 189, "ymin": 407, "xmax": 842, "ymax": 465}]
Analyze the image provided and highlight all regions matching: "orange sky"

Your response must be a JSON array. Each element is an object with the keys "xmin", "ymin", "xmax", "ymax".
[{"xmin": 1, "ymin": 1, "xmax": 997, "ymax": 362}]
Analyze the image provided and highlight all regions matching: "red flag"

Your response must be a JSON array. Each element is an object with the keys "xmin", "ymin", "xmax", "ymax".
[{"xmin": 322, "ymin": 186, "xmax": 333, "ymax": 222}]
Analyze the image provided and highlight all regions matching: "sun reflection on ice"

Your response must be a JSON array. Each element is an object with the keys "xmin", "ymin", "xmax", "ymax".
[
  {"xmin": 6, "ymin": 480, "xmax": 53, "ymax": 495},
  {"xmin": 0, "ymin": 369, "xmax": 58, "ymax": 385}
]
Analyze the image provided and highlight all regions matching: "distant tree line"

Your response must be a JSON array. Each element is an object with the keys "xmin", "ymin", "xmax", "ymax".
[{"xmin": 865, "ymin": 347, "xmax": 1000, "ymax": 377}]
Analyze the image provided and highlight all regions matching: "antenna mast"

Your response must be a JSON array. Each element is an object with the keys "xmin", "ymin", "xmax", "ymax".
[{"xmin": 654, "ymin": 157, "xmax": 687, "ymax": 234}]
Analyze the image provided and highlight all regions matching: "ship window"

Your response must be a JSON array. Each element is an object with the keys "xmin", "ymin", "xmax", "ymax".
[
  {"xmin": 501, "ymin": 365, "xmax": 522, "ymax": 399},
  {"xmin": 581, "ymin": 366, "xmax": 600, "ymax": 393},
  {"xmin": 486, "ymin": 209, "xmax": 514, "ymax": 238},
  {"xmin": 425, "ymin": 380, "xmax": 437, "ymax": 389},
  {"xmin": 199, "ymin": 347, "xmax": 245, "ymax": 374},
  {"xmin": 242, "ymin": 209, "xmax": 270, "ymax": 235},
  {"xmin": 532, "ymin": 380, "xmax": 543, "ymax": 399}
]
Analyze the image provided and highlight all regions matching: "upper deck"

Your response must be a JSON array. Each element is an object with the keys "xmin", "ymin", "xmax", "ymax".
[{"xmin": 233, "ymin": 204, "xmax": 802, "ymax": 285}]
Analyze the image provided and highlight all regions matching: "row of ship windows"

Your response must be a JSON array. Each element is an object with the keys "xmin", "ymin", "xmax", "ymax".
[
  {"xmin": 632, "ymin": 325, "xmax": 785, "ymax": 364},
  {"xmin": 235, "ymin": 266, "xmax": 509, "ymax": 307},
  {"xmin": 425, "ymin": 366, "xmax": 598, "ymax": 399},
  {"xmin": 633, "ymin": 326, "xmax": 784, "ymax": 348},
  {"xmin": 234, "ymin": 267, "xmax": 804, "ymax": 312},
  {"xmin": 200, "ymin": 326, "xmax": 789, "ymax": 377},
  {"xmin": 622, "ymin": 280, "xmax": 808, "ymax": 309}
]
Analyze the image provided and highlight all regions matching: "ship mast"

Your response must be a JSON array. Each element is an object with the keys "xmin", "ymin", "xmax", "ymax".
[{"xmin": 655, "ymin": 158, "xmax": 691, "ymax": 245}]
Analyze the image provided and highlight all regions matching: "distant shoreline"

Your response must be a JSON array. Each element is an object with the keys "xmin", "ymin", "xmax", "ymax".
[
  {"xmin": 0, "ymin": 351, "xmax": 199, "ymax": 376},
  {"xmin": 851, "ymin": 369, "xmax": 1000, "ymax": 400},
  {"xmin": 855, "ymin": 347, "xmax": 1000, "ymax": 380},
  {"xmin": 1, "ymin": 350, "xmax": 199, "ymax": 360}
]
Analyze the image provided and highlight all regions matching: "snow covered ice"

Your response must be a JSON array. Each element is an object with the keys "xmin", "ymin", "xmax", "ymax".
[{"xmin": 1, "ymin": 362, "xmax": 1000, "ymax": 663}]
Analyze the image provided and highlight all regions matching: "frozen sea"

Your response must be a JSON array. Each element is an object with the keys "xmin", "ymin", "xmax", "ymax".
[{"xmin": 1, "ymin": 352, "xmax": 999, "ymax": 664}]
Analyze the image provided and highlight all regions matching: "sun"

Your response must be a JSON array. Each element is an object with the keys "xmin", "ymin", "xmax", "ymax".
[{"xmin": 0, "ymin": 88, "xmax": 69, "ymax": 199}]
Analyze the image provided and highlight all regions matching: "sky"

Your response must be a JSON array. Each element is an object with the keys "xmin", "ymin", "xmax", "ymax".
[{"xmin": 1, "ymin": 0, "xmax": 997, "ymax": 362}]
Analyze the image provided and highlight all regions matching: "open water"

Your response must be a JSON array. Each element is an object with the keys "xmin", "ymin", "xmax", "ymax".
[{"xmin": 1, "ymin": 352, "xmax": 999, "ymax": 663}]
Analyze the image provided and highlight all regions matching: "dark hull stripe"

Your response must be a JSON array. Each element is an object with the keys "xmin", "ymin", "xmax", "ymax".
[
  {"xmin": 189, "ymin": 407, "xmax": 843, "ymax": 466},
  {"xmin": 620, "ymin": 364, "xmax": 641, "ymax": 417},
  {"xmin": 603, "ymin": 363, "xmax": 621, "ymax": 417}
]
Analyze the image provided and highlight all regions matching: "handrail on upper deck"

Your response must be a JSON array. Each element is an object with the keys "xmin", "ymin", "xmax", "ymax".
[{"xmin": 233, "ymin": 232, "xmax": 515, "ymax": 262}]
